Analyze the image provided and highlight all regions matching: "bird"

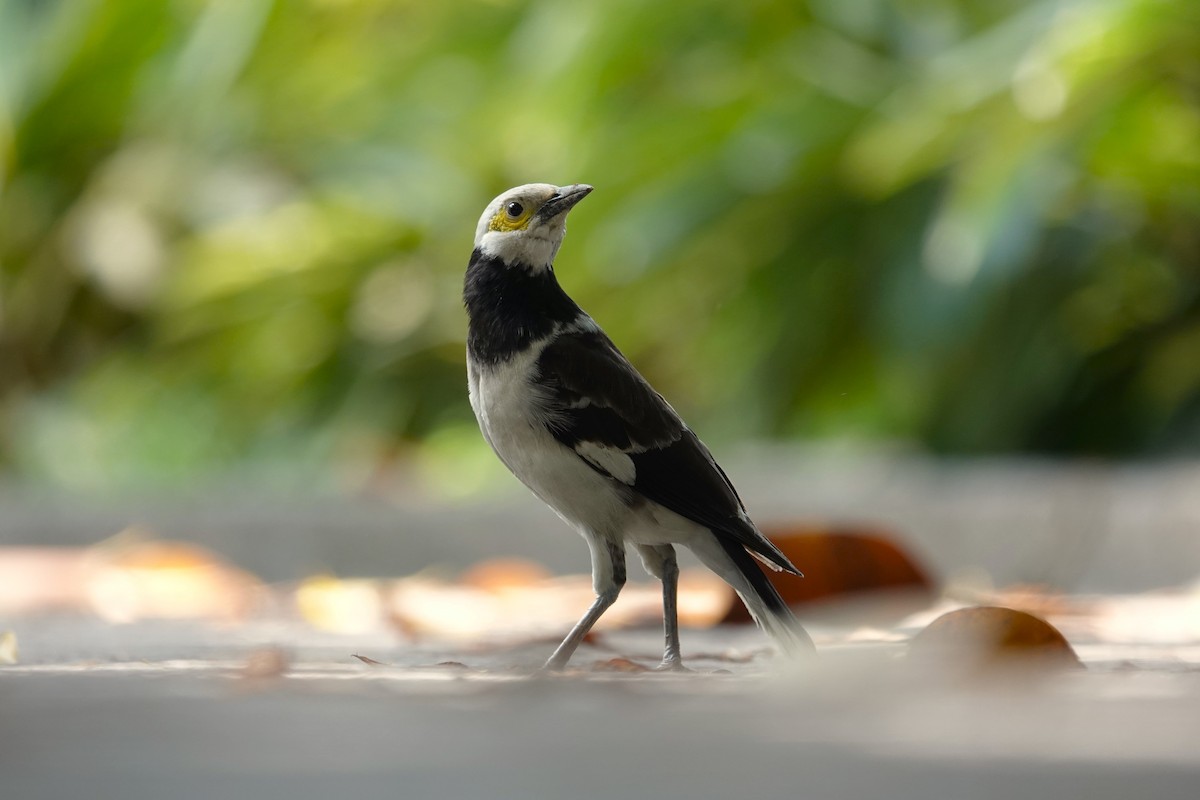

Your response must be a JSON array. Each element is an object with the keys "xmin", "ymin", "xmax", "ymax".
[{"xmin": 463, "ymin": 182, "xmax": 814, "ymax": 670}]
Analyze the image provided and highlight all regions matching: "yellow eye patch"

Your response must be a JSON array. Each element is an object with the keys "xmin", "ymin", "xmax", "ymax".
[{"xmin": 488, "ymin": 199, "xmax": 534, "ymax": 232}]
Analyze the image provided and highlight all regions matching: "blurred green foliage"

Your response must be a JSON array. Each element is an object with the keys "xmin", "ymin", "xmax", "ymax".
[{"xmin": 1, "ymin": 0, "xmax": 1198, "ymax": 489}]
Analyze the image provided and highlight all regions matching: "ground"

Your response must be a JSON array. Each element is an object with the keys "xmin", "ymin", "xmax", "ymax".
[{"xmin": 3, "ymin": 454, "xmax": 1199, "ymax": 798}]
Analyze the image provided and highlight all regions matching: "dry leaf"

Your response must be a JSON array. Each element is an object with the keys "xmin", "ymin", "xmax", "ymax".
[
  {"xmin": 240, "ymin": 647, "xmax": 290, "ymax": 680},
  {"xmin": 387, "ymin": 566, "xmax": 729, "ymax": 642},
  {"xmin": 592, "ymin": 657, "xmax": 650, "ymax": 673},
  {"xmin": 723, "ymin": 525, "xmax": 935, "ymax": 624},
  {"xmin": 351, "ymin": 653, "xmax": 388, "ymax": 666},
  {"xmin": 86, "ymin": 532, "xmax": 264, "ymax": 623},
  {"xmin": 0, "ymin": 630, "xmax": 17, "ymax": 665},
  {"xmin": 295, "ymin": 576, "xmax": 384, "ymax": 633},
  {"xmin": 909, "ymin": 605, "xmax": 1082, "ymax": 671},
  {"xmin": 460, "ymin": 558, "xmax": 551, "ymax": 592},
  {"xmin": 0, "ymin": 548, "xmax": 92, "ymax": 615}
]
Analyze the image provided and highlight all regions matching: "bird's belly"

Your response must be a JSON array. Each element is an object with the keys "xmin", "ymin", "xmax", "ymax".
[
  {"xmin": 495, "ymin": 425, "xmax": 630, "ymax": 536},
  {"xmin": 470, "ymin": 355, "xmax": 631, "ymax": 537},
  {"xmin": 624, "ymin": 502, "xmax": 710, "ymax": 547}
]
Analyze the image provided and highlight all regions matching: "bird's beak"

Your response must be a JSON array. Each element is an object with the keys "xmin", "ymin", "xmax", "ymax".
[{"xmin": 537, "ymin": 184, "xmax": 593, "ymax": 220}]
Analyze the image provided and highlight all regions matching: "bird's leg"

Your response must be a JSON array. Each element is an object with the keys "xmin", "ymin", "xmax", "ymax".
[
  {"xmin": 656, "ymin": 546, "xmax": 687, "ymax": 671},
  {"xmin": 544, "ymin": 538, "xmax": 626, "ymax": 670},
  {"xmin": 636, "ymin": 544, "xmax": 688, "ymax": 671}
]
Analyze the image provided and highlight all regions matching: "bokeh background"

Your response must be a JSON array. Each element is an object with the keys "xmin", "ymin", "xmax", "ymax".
[
  {"xmin": 3, "ymin": 8, "xmax": 1200, "ymax": 794},
  {"xmin": 3, "ymin": 0, "xmax": 1197, "ymax": 497}
]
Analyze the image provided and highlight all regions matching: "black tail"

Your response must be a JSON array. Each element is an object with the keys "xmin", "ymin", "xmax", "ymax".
[
  {"xmin": 717, "ymin": 538, "xmax": 815, "ymax": 653},
  {"xmin": 718, "ymin": 537, "xmax": 794, "ymax": 618}
]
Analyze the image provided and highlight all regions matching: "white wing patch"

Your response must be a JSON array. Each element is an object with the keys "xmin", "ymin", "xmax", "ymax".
[
  {"xmin": 575, "ymin": 441, "xmax": 636, "ymax": 485},
  {"xmin": 560, "ymin": 316, "xmax": 601, "ymax": 335}
]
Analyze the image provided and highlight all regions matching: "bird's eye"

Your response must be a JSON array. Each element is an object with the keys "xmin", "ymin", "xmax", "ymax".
[{"xmin": 505, "ymin": 201, "xmax": 524, "ymax": 218}]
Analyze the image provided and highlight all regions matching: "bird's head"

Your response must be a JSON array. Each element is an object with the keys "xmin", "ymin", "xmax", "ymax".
[{"xmin": 473, "ymin": 183, "xmax": 593, "ymax": 270}]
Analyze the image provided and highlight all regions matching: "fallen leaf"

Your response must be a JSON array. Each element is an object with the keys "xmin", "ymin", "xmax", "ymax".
[
  {"xmin": 460, "ymin": 558, "xmax": 551, "ymax": 592},
  {"xmin": 0, "ymin": 630, "xmax": 17, "ymax": 665},
  {"xmin": 723, "ymin": 525, "xmax": 935, "ymax": 624},
  {"xmin": 351, "ymin": 653, "xmax": 388, "ymax": 666},
  {"xmin": 592, "ymin": 657, "xmax": 650, "ymax": 673},
  {"xmin": 387, "ymin": 567, "xmax": 729, "ymax": 642},
  {"xmin": 909, "ymin": 605, "xmax": 1082, "ymax": 671},
  {"xmin": 86, "ymin": 532, "xmax": 265, "ymax": 623},
  {"xmin": 240, "ymin": 647, "xmax": 290, "ymax": 680},
  {"xmin": 0, "ymin": 548, "xmax": 92, "ymax": 614},
  {"xmin": 295, "ymin": 576, "xmax": 384, "ymax": 634}
]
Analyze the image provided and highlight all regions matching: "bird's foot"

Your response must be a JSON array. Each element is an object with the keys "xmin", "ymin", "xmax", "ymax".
[
  {"xmin": 541, "ymin": 656, "xmax": 569, "ymax": 672},
  {"xmin": 654, "ymin": 657, "xmax": 692, "ymax": 673}
]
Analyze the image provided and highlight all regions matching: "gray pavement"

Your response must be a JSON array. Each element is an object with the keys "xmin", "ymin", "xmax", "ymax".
[
  {"xmin": 3, "ymin": 452, "xmax": 1200, "ymax": 798},
  {"xmin": 3, "ymin": 634, "xmax": 1199, "ymax": 800}
]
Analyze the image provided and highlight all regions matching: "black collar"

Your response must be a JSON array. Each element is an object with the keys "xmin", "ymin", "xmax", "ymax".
[{"xmin": 463, "ymin": 248, "xmax": 583, "ymax": 364}]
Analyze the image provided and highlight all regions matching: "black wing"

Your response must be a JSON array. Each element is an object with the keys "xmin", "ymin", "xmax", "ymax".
[{"xmin": 537, "ymin": 328, "xmax": 798, "ymax": 574}]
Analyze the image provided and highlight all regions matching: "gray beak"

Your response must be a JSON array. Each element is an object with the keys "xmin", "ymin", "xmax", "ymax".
[{"xmin": 537, "ymin": 184, "xmax": 593, "ymax": 220}]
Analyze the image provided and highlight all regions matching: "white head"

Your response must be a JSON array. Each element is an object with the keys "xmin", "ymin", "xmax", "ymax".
[{"xmin": 473, "ymin": 183, "xmax": 593, "ymax": 269}]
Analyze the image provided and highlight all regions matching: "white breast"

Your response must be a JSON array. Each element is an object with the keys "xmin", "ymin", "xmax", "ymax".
[{"xmin": 467, "ymin": 343, "xmax": 631, "ymax": 538}]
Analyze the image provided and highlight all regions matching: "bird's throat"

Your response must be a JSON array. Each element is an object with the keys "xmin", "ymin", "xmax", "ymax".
[{"xmin": 463, "ymin": 249, "xmax": 583, "ymax": 365}]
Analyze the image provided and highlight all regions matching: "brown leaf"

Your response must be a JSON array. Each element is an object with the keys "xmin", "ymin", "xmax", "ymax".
[
  {"xmin": 0, "ymin": 548, "xmax": 92, "ymax": 615},
  {"xmin": 723, "ymin": 524, "xmax": 936, "ymax": 624},
  {"xmin": 88, "ymin": 532, "xmax": 265, "ymax": 623},
  {"xmin": 240, "ymin": 647, "xmax": 290, "ymax": 680},
  {"xmin": 351, "ymin": 653, "xmax": 388, "ymax": 666},
  {"xmin": 459, "ymin": 558, "xmax": 551, "ymax": 592},
  {"xmin": 592, "ymin": 657, "xmax": 650, "ymax": 673},
  {"xmin": 909, "ymin": 605, "xmax": 1082, "ymax": 671}
]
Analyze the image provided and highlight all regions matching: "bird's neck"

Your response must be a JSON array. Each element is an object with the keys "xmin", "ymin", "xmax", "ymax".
[{"xmin": 463, "ymin": 248, "xmax": 583, "ymax": 365}]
